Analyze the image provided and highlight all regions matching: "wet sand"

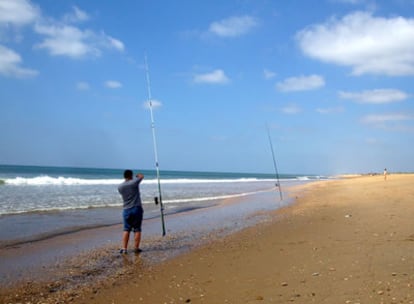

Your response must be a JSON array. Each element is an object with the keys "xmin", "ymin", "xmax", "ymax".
[
  {"xmin": 76, "ymin": 174, "xmax": 414, "ymax": 303},
  {"xmin": 0, "ymin": 188, "xmax": 288, "ymax": 303},
  {"xmin": 3, "ymin": 175, "xmax": 414, "ymax": 303}
]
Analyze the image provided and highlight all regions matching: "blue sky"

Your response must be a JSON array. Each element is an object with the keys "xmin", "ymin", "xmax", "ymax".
[{"xmin": 1, "ymin": 0, "xmax": 414, "ymax": 175}]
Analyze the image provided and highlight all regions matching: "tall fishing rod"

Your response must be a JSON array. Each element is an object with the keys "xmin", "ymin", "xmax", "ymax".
[
  {"xmin": 145, "ymin": 55, "xmax": 166, "ymax": 236},
  {"xmin": 266, "ymin": 124, "xmax": 283, "ymax": 201}
]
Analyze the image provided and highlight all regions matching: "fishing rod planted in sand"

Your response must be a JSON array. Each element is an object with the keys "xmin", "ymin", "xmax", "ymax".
[
  {"xmin": 266, "ymin": 124, "xmax": 283, "ymax": 201},
  {"xmin": 145, "ymin": 55, "xmax": 166, "ymax": 236}
]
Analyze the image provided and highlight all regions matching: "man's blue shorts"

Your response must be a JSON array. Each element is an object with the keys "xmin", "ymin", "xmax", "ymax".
[{"xmin": 123, "ymin": 205, "xmax": 143, "ymax": 232}]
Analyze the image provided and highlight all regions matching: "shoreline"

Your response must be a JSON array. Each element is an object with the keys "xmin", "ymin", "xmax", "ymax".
[
  {"xmin": 69, "ymin": 174, "xmax": 414, "ymax": 303},
  {"xmin": 0, "ymin": 201, "xmax": 216, "ymax": 249},
  {"xmin": 0, "ymin": 186, "xmax": 285, "ymax": 247},
  {"xmin": 5, "ymin": 174, "xmax": 412, "ymax": 303},
  {"xmin": 0, "ymin": 185, "xmax": 292, "ymax": 301}
]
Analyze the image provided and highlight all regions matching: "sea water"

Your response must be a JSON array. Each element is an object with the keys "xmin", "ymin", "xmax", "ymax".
[{"xmin": 0, "ymin": 165, "xmax": 326, "ymax": 246}]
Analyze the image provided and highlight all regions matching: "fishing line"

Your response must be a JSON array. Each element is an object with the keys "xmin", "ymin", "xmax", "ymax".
[
  {"xmin": 145, "ymin": 55, "xmax": 166, "ymax": 236},
  {"xmin": 266, "ymin": 124, "xmax": 283, "ymax": 201}
]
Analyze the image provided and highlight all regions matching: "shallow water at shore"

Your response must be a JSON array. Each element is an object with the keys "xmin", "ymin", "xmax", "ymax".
[
  {"xmin": 0, "ymin": 200, "xmax": 216, "ymax": 247},
  {"xmin": 0, "ymin": 187, "xmax": 295, "ymax": 291}
]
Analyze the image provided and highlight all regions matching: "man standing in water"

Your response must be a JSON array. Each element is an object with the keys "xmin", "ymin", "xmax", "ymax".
[{"xmin": 118, "ymin": 170, "xmax": 144, "ymax": 254}]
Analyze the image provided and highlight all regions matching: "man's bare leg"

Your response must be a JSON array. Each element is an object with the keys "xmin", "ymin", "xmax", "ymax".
[
  {"xmin": 134, "ymin": 231, "xmax": 141, "ymax": 252},
  {"xmin": 122, "ymin": 231, "xmax": 130, "ymax": 251}
]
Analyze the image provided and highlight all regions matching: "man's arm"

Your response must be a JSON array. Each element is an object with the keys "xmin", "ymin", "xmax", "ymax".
[{"xmin": 136, "ymin": 173, "xmax": 144, "ymax": 183}]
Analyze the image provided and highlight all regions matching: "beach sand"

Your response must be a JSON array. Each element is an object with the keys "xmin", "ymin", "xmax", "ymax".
[{"xmin": 3, "ymin": 174, "xmax": 414, "ymax": 303}]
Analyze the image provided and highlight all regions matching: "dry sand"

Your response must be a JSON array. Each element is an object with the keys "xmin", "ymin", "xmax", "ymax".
[{"xmin": 3, "ymin": 174, "xmax": 414, "ymax": 303}]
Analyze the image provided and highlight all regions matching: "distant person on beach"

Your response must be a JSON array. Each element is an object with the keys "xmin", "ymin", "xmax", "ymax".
[
  {"xmin": 118, "ymin": 170, "xmax": 144, "ymax": 254},
  {"xmin": 384, "ymin": 168, "xmax": 387, "ymax": 180}
]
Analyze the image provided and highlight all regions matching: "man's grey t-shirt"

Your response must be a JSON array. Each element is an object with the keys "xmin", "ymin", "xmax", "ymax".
[{"xmin": 118, "ymin": 177, "xmax": 143, "ymax": 209}]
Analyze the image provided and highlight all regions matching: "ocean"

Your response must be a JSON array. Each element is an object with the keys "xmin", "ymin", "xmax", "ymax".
[{"xmin": 0, "ymin": 165, "xmax": 326, "ymax": 247}]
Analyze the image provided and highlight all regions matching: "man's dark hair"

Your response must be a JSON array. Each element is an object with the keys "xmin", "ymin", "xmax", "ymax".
[{"xmin": 124, "ymin": 169, "xmax": 133, "ymax": 179}]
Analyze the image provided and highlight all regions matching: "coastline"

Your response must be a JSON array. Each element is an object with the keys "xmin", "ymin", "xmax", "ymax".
[
  {"xmin": 73, "ymin": 174, "xmax": 414, "ymax": 303},
  {"xmin": 3, "ymin": 174, "xmax": 414, "ymax": 303},
  {"xmin": 0, "ymin": 185, "xmax": 291, "ymax": 303}
]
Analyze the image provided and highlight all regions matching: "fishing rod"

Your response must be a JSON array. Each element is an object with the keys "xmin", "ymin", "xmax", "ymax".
[
  {"xmin": 145, "ymin": 55, "xmax": 166, "ymax": 236},
  {"xmin": 266, "ymin": 124, "xmax": 283, "ymax": 201}
]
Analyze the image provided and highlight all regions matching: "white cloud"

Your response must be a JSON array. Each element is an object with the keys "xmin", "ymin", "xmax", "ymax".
[
  {"xmin": 0, "ymin": 44, "xmax": 38, "ymax": 78},
  {"xmin": 105, "ymin": 80, "xmax": 122, "ymax": 89},
  {"xmin": 0, "ymin": 3, "xmax": 124, "ymax": 60},
  {"xmin": 339, "ymin": 89, "xmax": 408, "ymax": 104},
  {"xmin": 209, "ymin": 15, "xmax": 258, "ymax": 37},
  {"xmin": 281, "ymin": 103, "xmax": 302, "ymax": 114},
  {"xmin": 76, "ymin": 81, "xmax": 90, "ymax": 90},
  {"xmin": 0, "ymin": 0, "xmax": 40, "ymax": 26},
  {"xmin": 361, "ymin": 113, "xmax": 414, "ymax": 132},
  {"xmin": 63, "ymin": 6, "xmax": 89, "ymax": 24},
  {"xmin": 297, "ymin": 11, "xmax": 414, "ymax": 76},
  {"xmin": 276, "ymin": 74, "xmax": 325, "ymax": 92},
  {"xmin": 193, "ymin": 69, "xmax": 230, "ymax": 84},
  {"xmin": 33, "ymin": 22, "xmax": 124, "ymax": 58},
  {"xmin": 143, "ymin": 99, "xmax": 162, "ymax": 110},
  {"xmin": 361, "ymin": 113, "xmax": 413, "ymax": 124},
  {"xmin": 106, "ymin": 35, "xmax": 124, "ymax": 51},
  {"xmin": 34, "ymin": 24, "xmax": 97, "ymax": 58},
  {"xmin": 264, "ymin": 69, "xmax": 276, "ymax": 79}
]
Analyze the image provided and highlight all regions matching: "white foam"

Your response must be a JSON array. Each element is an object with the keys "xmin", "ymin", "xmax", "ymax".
[
  {"xmin": 144, "ymin": 178, "xmax": 267, "ymax": 184},
  {"xmin": 4, "ymin": 176, "xmax": 271, "ymax": 186},
  {"xmin": 157, "ymin": 189, "xmax": 270, "ymax": 204},
  {"xmin": 0, "ymin": 202, "xmax": 123, "ymax": 216},
  {"xmin": 5, "ymin": 176, "xmax": 122, "ymax": 186}
]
